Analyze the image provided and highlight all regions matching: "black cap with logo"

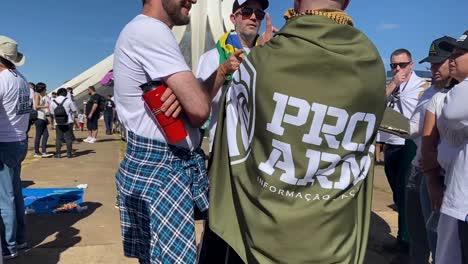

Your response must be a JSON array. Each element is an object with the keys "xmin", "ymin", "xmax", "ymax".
[
  {"xmin": 419, "ymin": 36, "xmax": 456, "ymax": 64},
  {"xmin": 440, "ymin": 30, "xmax": 468, "ymax": 52},
  {"xmin": 232, "ymin": 0, "xmax": 269, "ymax": 13}
]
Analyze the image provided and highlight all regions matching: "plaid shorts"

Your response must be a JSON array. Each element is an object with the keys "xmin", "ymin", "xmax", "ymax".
[{"xmin": 116, "ymin": 131, "xmax": 209, "ymax": 264}]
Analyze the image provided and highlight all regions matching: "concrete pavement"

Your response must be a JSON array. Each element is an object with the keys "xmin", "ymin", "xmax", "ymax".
[{"xmin": 9, "ymin": 123, "xmax": 400, "ymax": 263}]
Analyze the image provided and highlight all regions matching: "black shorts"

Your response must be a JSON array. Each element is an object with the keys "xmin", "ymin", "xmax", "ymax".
[{"xmin": 87, "ymin": 115, "xmax": 99, "ymax": 131}]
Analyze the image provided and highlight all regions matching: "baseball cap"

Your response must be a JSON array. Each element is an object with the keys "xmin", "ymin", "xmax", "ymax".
[
  {"xmin": 419, "ymin": 36, "xmax": 456, "ymax": 64},
  {"xmin": 0, "ymin": 36, "xmax": 25, "ymax": 67},
  {"xmin": 440, "ymin": 30, "xmax": 468, "ymax": 52},
  {"xmin": 232, "ymin": 0, "xmax": 269, "ymax": 13}
]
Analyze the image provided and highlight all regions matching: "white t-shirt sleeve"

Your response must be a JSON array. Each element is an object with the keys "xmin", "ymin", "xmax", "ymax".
[
  {"xmin": 426, "ymin": 93, "xmax": 439, "ymax": 114},
  {"xmin": 196, "ymin": 49, "xmax": 220, "ymax": 81},
  {"xmin": 132, "ymin": 19, "xmax": 191, "ymax": 81},
  {"xmin": 442, "ymin": 79, "xmax": 468, "ymax": 129},
  {"xmin": 70, "ymin": 100, "xmax": 77, "ymax": 113}
]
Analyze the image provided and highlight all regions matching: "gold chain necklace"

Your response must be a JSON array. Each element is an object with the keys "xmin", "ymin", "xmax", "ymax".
[{"xmin": 284, "ymin": 8, "xmax": 354, "ymax": 26}]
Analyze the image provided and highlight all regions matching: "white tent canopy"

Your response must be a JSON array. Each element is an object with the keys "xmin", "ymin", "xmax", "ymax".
[{"xmin": 53, "ymin": 0, "xmax": 235, "ymax": 97}]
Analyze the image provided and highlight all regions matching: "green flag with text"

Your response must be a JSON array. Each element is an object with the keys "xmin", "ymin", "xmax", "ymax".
[{"xmin": 208, "ymin": 14, "xmax": 386, "ymax": 264}]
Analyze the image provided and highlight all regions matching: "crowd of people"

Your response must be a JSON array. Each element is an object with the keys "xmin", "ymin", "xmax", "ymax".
[
  {"xmin": 0, "ymin": 36, "xmax": 116, "ymax": 259},
  {"xmin": 25, "ymin": 84, "xmax": 117, "ymax": 157},
  {"xmin": 1, "ymin": 0, "xmax": 467, "ymax": 263},
  {"xmin": 377, "ymin": 32, "xmax": 468, "ymax": 263}
]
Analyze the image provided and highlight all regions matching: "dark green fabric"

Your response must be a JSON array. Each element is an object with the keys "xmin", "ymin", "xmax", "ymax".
[
  {"xmin": 379, "ymin": 107, "xmax": 410, "ymax": 138},
  {"xmin": 208, "ymin": 15, "xmax": 386, "ymax": 264}
]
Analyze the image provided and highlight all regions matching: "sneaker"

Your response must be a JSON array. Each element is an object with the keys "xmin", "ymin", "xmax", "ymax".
[
  {"xmin": 83, "ymin": 137, "xmax": 92, "ymax": 142},
  {"xmin": 17, "ymin": 242, "xmax": 28, "ymax": 250},
  {"xmin": 54, "ymin": 154, "xmax": 62, "ymax": 159},
  {"xmin": 3, "ymin": 251, "xmax": 18, "ymax": 260},
  {"xmin": 41, "ymin": 153, "xmax": 53, "ymax": 158},
  {"xmin": 33, "ymin": 153, "xmax": 42, "ymax": 158},
  {"xmin": 88, "ymin": 138, "xmax": 96, "ymax": 143}
]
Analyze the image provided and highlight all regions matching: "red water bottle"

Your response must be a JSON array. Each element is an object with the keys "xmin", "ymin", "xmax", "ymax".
[{"xmin": 140, "ymin": 81, "xmax": 187, "ymax": 144}]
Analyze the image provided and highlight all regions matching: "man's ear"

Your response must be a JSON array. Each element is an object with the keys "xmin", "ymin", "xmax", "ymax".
[{"xmin": 230, "ymin": 13, "xmax": 236, "ymax": 24}]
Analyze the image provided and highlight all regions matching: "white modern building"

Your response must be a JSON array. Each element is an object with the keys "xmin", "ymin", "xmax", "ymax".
[{"xmin": 54, "ymin": 0, "xmax": 236, "ymax": 105}]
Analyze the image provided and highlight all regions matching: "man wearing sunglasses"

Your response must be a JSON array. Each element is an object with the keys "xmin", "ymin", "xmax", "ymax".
[
  {"xmin": 201, "ymin": 0, "xmax": 387, "ymax": 263},
  {"xmin": 196, "ymin": 0, "xmax": 270, "ymax": 153},
  {"xmin": 196, "ymin": 0, "xmax": 269, "ymax": 261},
  {"xmin": 382, "ymin": 49, "xmax": 429, "ymax": 256}
]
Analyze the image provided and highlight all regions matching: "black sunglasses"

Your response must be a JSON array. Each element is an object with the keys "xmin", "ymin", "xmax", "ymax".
[
  {"xmin": 390, "ymin": 62, "xmax": 411, "ymax": 70},
  {"xmin": 236, "ymin": 7, "xmax": 265, "ymax": 20}
]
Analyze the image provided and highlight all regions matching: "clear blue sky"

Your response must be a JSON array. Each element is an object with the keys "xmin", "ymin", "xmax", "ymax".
[{"xmin": 3, "ymin": 0, "xmax": 467, "ymax": 90}]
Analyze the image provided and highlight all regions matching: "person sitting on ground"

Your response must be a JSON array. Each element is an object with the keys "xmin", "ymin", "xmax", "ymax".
[{"xmin": 50, "ymin": 88, "xmax": 76, "ymax": 158}]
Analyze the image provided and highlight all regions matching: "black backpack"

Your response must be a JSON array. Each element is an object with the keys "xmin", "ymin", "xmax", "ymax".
[
  {"xmin": 98, "ymin": 94, "xmax": 107, "ymax": 112},
  {"xmin": 53, "ymin": 98, "xmax": 68, "ymax": 125}
]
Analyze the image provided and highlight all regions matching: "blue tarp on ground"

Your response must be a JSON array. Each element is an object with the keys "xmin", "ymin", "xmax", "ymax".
[{"xmin": 22, "ymin": 188, "xmax": 84, "ymax": 214}]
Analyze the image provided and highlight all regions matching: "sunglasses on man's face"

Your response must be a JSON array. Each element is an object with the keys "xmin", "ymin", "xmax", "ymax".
[
  {"xmin": 236, "ymin": 7, "xmax": 265, "ymax": 20},
  {"xmin": 390, "ymin": 62, "xmax": 411, "ymax": 70}
]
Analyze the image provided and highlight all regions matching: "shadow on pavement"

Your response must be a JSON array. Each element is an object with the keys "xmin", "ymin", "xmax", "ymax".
[
  {"xmin": 9, "ymin": 201, "xmax": 102, "ymax": 264},
  {"xmin": 72, "ymin": 149, "xmax": 96, "ymax": 157},
  {"xmin": 96, "ymin": 138, "xmax": 119, "ymax": 143},
  {"xmin": 365, "ymin": 211, "xmax": 395, "ymax": 264},
  {"xmin": 21, "ymin": 181, "xmax": 35, "ymax": 188}
]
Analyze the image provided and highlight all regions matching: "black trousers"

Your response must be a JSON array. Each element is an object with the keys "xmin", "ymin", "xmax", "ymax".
[
  {"xmin": 384, "ymin": 141, "xmax": 416, "ymax": 246},
  {"xmin": 198, "ymin": 221, "xmax": 244, "ymax": 264},
  {"xmin": 104, "ymin": 112, "xmax": 113, "ymax": 134},
  {"xmin": 55, "ymin": 125, "xmax": 73, "ymax": 155},
  {"xmin": 69, "ymin": 123, "xmax": 76, "ymax": 141},
  {"xmin": 459, "ymin": 220, "xmax": 468, "ymax": 264},
  {"xmin": 34, "ymin": 119, "xmax": 49, "ymax": 154}
]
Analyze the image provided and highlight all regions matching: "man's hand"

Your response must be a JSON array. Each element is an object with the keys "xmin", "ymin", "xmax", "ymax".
[
  {"xmin": 427, "ymin": 179, "xmax": 444, "ymax": 211},
  {"xmin": 391, "ymin": 70, "xmax": 408, "ymax": 87},
  {"xmin": 160, "ymin": 87, "xmax": 182, "ymax": 118},
  {"xmin": 257, "ymin": 14, "xmax": 279, "ymax": 46},
  {"xmin": 221, "ymin": 49, "xmax": 245, "ymax": 75},
  {"xmin": 88, "ymin": 114, "xmax": 92, "ymax": 119}
]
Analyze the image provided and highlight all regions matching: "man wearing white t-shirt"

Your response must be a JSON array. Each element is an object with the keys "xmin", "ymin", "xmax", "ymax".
[
  {"xmin": 435, "ymin": 30, "xmax": 468, "ymax": 264},
  {"xmin": 113, "ymin": 0, "xmax": 242, "ymax": 263},
  {"xmin": 0, "ymin": 35, "xmax": 29, "ymax": 260},
  {"xmin": 384, "ymin": 48, "xmax": 429, "ymax": 253},
  {"xmin": 197, "ymin": 0, "xmax": 271, "ymax": 152},
  {"xmin": 50, "ymin": 88, "xmax": 77, "ymax": 158}
]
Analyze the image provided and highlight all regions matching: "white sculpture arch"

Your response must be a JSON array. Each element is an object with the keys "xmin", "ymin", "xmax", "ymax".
[{"xmin": 54, "ymin": 0, "xmax": 235, "ymax": 97}]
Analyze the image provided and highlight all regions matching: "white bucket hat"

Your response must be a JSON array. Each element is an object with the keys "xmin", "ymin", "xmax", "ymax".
[{"xmin": 0, "ymin": 35, "xmax": 25, "ymax": 66}]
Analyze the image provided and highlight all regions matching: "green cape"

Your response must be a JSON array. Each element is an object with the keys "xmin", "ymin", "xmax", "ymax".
[{"xmin": 208, "ymin": 14, "xmax": 386, "ymax": 264}]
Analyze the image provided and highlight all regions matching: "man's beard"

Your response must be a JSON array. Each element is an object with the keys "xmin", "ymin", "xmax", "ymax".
[{"xmin": 162, "ymin": 0, "xmax": 190, "ymax": 26}]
